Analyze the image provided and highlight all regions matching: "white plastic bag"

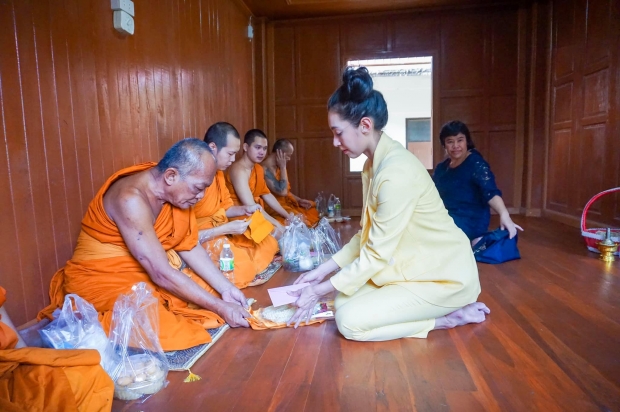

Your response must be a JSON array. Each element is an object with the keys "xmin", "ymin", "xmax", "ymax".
[
  {"xmin": 39, "ymin": 294, "xmax": 111, "ymax": 365},
  {"xmin": 310, "ymin": 218, "xmax": 342, "ymax": 267},
  {"xmin": 104, "ymin": 283, "xmax": 169, "ymax": 401},
  {"xmin": 280, "ymin": 215, "xmax": 314, "ymax": 272}
]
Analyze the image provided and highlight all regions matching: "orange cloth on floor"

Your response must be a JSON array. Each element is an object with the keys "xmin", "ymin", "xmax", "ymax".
[
  {"xmin": 244, "ymin": 210, "xmax": 274, "ymax": 244},
  {"xmin": 37, "ymin": 163, "xmax": 224, "ymax": 352},
  {"xmin": 247, "ymin": 306, "xmax": 325, "ymax": 330},
  {"xmin": 265, "ymin": 168, "xmax": 320, "ymax": 226},
  {"xmin": 194, "ymin": 171, "xmax": 279, "ymax": 289},
  {"xmin": 0, "ymin": 349, "xmax": 114, "ymax": 412},
  {"xmin": 225, "ymin": 163, "xmax": 270, "ymax": 208},
  {"xmin": 1, "ymin": 288, "xmax": 114, "ymax": 412},
  {"xmin": 0, "ymin": 288, "xmax": 18, "ymax": 350}
]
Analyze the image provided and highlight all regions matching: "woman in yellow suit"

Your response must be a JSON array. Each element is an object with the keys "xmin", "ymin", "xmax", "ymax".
[{"xmin": 288, "ymin": 67, "xmax": 490, "ymax": 340}]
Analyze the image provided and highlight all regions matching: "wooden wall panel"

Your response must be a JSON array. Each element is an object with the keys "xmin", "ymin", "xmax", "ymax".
[
  {"xmin": 0, "ymin": 0, "xmax": 254, "ymax": 325},
  {"xmin": 545, "ymin": 0, "xmax": 620, "ymax": 227},
  {"xmin": 267, "ymin": 6, "xmax": 525, "ymax": 212}
]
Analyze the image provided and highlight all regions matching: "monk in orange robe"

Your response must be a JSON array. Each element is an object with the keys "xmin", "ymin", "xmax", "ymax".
[
  {"xmin": 38, "ymin": 139, "xmax": 251, "ymax": 352},
  {"xmin": 226, "ymin": 129, "xmax": 291, "ymax": 231},
  {"xmin": 262, "ymin": 138, "xmax": 320, "ymax": 226},
  {"xmin": 1, "ymin": 287, "xmax": 114, "ymax": 412},
  {"xmin": 195, "ymin": 122, "xmax": 279, "ymax": 288}
]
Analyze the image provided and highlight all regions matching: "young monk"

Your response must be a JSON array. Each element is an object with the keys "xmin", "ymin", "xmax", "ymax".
[
  {"xmin": 262, "ymin": 138, "xmax": 320, "ymax": 226},
  {"xmin": 1, "ymin": 286, "xmax": 114, "ymax": 411},
  {"xmin": 195, "ymin": 122, "xmax": 280, "ymax": 288},
  {"xmin": 38, "ymin": 138, "xmax": 251, "ymax": 352},
  {"xmin": 225, "ymin": 129, "xmax": 291, "ymax": 231}
]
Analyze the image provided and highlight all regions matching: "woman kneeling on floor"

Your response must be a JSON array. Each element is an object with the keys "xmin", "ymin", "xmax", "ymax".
[{"xmin": 287, "ymin": 67, "xmax": 490, "ymax": 341}]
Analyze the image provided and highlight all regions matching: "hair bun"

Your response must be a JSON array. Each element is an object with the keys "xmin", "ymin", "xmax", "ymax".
[{"xmin": 341, "ymin": 67, "xmax": 373, "ymax": 103}]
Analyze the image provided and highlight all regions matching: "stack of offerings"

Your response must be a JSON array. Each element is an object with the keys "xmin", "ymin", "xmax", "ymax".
[
  {"xmin": 280, "ymin": 215, "xmax": 314, "ymax": 271},
  {"xmin": 281, "ymin": 216, "xmax": 343, "ymax": 271},
  {"xmin": 310, "ymin": 217, "xmax": 342, "ymax": 266},
  {"xmin": 104, "ymin": 283, "xmax": 169, "ymax": 401}
]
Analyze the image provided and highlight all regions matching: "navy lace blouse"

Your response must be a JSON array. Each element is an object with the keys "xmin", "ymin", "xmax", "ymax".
[{"xmin": 432, "ymin": 149, "xmax": 501, "ymax": 240}]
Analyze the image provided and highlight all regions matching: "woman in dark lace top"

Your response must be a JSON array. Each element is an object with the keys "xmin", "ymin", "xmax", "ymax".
[{"xmin": 433, "ymin": 120, "xmax": 522, "ymax": 245}]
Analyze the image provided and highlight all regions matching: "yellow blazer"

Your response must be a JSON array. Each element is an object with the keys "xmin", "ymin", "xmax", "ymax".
[{"xmin": 331, "ymin": 134, "xmax": 480, "ymax": 308}]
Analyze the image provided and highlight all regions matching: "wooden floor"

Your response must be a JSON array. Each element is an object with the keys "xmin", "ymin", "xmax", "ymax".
[{"xmin": 113, "ymin": 216, "xmax": 620, "ymax": 412}]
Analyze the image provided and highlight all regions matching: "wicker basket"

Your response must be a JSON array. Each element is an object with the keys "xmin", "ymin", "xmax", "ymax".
[{"xmin": 580, "ymin": 187, "xmax": 620, "ymax": 255}]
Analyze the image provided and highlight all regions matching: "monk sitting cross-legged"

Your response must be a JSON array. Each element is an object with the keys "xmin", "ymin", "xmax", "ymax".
[
  {"xmin": 262, "ymin": 138, "xmax": 320, "ymax": 226},
  {"xmin": 225, "ymin": 129, "xmax": 291, "ymax": 232},
  {"xmin": 38, "ymin": 138, "xmax": 251, "ymax": 352},
  {"xmin": 195, "ymin": 122, "xmax": 279, "ymax": 289}
]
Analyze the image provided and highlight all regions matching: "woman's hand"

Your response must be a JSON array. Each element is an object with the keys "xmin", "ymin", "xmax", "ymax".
[
  {"xmin": 294, "ymin": 268, "xmax": 327, "ymax": 286},
  {"xmin": 286, "ymin": 285, "xmax": 322, "ymax": 328},
  {"xmin": 499, "ymin": 213, "xmax": 523, "ymax": 239}
]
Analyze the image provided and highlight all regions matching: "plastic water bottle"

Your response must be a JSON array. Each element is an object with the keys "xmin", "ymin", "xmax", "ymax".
[
  {"xmin": 334, "ymin": 197, "xmax": 342, "ymax": 219},
  {"xmin": 327, "ymin": 194, "xmax": 336, "ymax": 218},
  {"xmin": 219, "ymin": 244, "xmax": 234, "ymax": 283},
  {"xmin": 315, "ymin": 192, "xmax": 323, "ymax": 216}
]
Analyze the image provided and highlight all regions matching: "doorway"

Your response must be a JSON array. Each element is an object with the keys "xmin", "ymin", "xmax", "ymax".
[{"xmin": 346, "ymin": 57, "xmax": 434, "ymax": 171}]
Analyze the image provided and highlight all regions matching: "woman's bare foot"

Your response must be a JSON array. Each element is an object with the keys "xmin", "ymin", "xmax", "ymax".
[{"xmin": 434, "ymin": 302, "xmax": 490, "ymax": 330}]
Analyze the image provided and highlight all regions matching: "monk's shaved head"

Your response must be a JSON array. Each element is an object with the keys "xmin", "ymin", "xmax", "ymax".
[
  {"xmin": 157, "ymin": 138, "xmax": 212, "ymax": 178},
  {"xmin": 272, "ymin": 139, "xmax": 293, "ymax": 153}
]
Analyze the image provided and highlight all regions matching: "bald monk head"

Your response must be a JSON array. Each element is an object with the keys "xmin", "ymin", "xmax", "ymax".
[
  {"xmin": 154, "ymin": 138, "xmax": 217, "ymax": 208},
  {"xmin": 102, "ymin": 137, "xmax": 251, "ymax": 329},
  {"xmin": 243, "ymin": 129, "xmax": 269, "ymax": 164},
  {"xmin": 204, "ymin": 122, "xmax": 241, "ymax": 171}
]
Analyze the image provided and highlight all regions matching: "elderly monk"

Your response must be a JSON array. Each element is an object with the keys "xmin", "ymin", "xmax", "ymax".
[
  {"xmin": 195, "ymin": 122, "xmax": 279, "ymax": 288},
  {"xmin": 262, "ymin": 138, "xmax": 320, "ymax": 226},
  {"xmin": 1, "ymin": 287, "xmax": 114, "ymax": 412},
  {"xmin": 225, "ymin": 129, "xmax": 291, "ymax": 231},
  {"xmin": 38, "ymin": 138, "xmax": 251, "ymax": 352}
]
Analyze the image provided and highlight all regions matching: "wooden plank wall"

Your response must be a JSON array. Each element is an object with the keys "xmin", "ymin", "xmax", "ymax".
[
  {"xmin": 0, "ymin": 0, "xmax": 254, "ymax": 325},
  {"xmin": 546, "ymin": 0, "xmax": 620, "ymax": 227},
  {"xmin": 258, "ymin": 5, "xmax": 527, "ymax": 214}
]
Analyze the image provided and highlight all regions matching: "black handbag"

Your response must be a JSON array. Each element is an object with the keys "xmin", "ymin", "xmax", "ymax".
[{"xmin": 472, "ymin": 228, "xmax": 521, "ymax": 264}]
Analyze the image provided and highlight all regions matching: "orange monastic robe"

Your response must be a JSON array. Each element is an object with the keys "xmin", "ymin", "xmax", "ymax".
[
  {"xmin": 194, "ymin": 171, "xmax": 278, "ymax": 288},
  {"xmin": 1, "ymin": 288, "xmax": 114, "ymax": 412},
  {"xmin": 38, "ymin": 163, "xmax": 224, "ymax": 352},
  {"xmin": 265, "ymin": 168, "xmax": 320, "ymax": 226},
  {"xmin": 225, "ymin": 163, "xmax": 271, "ymax": 208}
]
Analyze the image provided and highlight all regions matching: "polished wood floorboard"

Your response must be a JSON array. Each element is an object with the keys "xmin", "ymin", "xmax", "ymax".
[{"xmin": 112, "ymin": 217, "xmax": 620, "ymax": 412}]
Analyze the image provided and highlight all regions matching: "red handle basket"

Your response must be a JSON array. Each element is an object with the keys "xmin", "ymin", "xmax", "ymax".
[{"xmin": 580, "ymin": 187, "xmax": 620, "ymax": 254}]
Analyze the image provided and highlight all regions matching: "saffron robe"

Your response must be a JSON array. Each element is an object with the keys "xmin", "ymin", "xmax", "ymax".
[
  {"xmin": 194, "ymin": 171, "xmax": 278, "ymax": 289},
  {"xmin": 1, "ymin": 288, "xmax": 114, "ymax": 412},
  {"xmin": 265, "ymin": 167, "xmax": 320, "ymax": 226},
  {"xmin": 225, "ymin": 163, "xmax": 271, "ymax": 208},
  {"xmin": 38, "ymin": 163, "xmax": 224, "ymax": 351}
]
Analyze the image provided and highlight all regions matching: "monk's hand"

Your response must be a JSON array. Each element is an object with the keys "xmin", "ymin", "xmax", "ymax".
[
  {"xmin": 224, "ymin": 220, "xmax": 251, "ymax": 235},
  {"xmin": 298, "ymin": 199, "xmax": 312, "ymax": 209},
  {"xmin": 219, "ymin": 301, "xmax": 250, "ymax": 328},
  {"xmin": 221, "ymin": 286, "xmax": 249, "ymax": 309},
  {"xmin": 294, "ymin": 268, "xmax": 327, "ymax": 286},
  {"xmin": 243, "ymin": 204, "xmax": 261, "ymax": 216},
  {"xmin": 276, "ymin": 149, "xmax": 288, "ymax": 170},
  {"xmin": 287, "ymin": 285, "xmax": 320, "ymax": 329}
]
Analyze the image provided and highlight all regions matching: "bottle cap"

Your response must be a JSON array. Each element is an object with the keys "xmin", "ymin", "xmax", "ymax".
[{"xmin": 223, "ymin": 244, "xmax": 231, "ymax": 248}]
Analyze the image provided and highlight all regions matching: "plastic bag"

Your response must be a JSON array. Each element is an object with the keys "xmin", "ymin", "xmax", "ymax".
[
  {"xmin": 204, "ymin": 237, "xmax": 225, "ymax": 261},
  {"xmin": 39, "ymin": 294, "xmax": 111, "ymax": 364},
  {"xmin": 280, "ymin": 215, "xmax": 314, "ymax": 272},
  {"xmin": 104, "ymin": 283, "xmax": 169, "ymax": 401},
  {"xmin": 310, "ymin": 217, "xmax": 342, "ymax": 267}
]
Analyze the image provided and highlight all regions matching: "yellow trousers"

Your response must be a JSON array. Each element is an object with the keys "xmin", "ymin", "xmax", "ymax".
[{"xmin": 334, "ymin": 282, "xmax": 458, "ymax": 341}]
